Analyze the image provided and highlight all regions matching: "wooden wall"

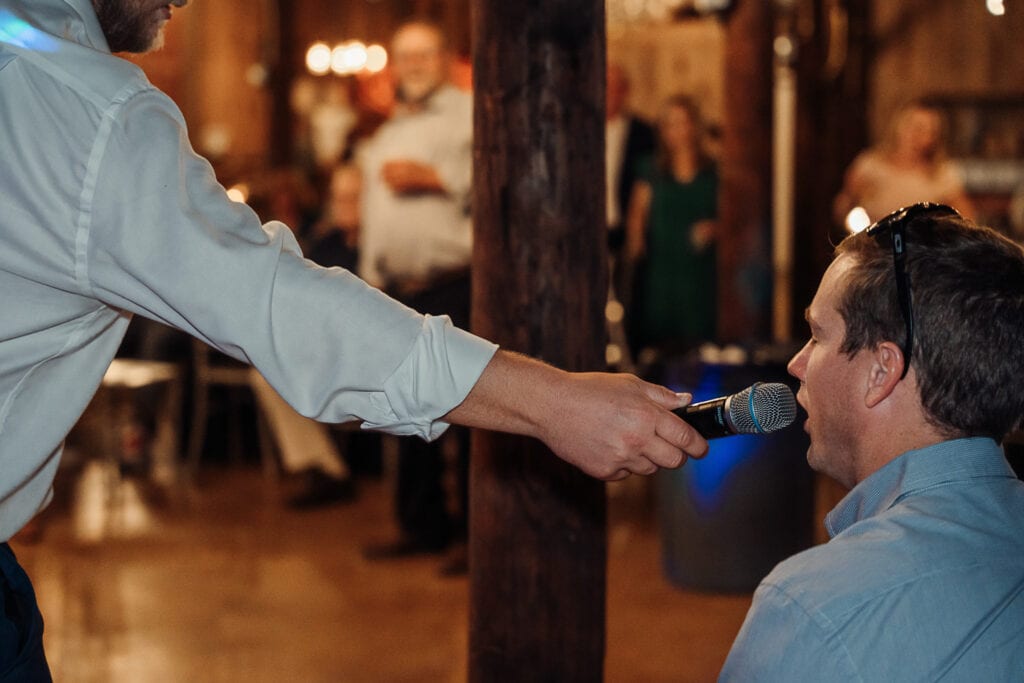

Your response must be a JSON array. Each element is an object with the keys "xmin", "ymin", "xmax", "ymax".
[
  {"xmin": 132, "ymin": 0, "xmax": 472, "ymax": 179},
  {"xmin": 870, "ymin": 0, "xmax": 1024, "ymax": 150},
  {"xmin": 134, "ymin": 1, "xmax": 1022, "ymax": 174},
  {"xmin": 609, "ymin": 19, "xmax": 725, "ymax": 129},
  {"xmin": 131, "ymin": 1, "xmax": 271, "ymax": 172}
]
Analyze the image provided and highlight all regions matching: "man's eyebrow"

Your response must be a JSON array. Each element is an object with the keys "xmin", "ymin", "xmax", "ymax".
[{"xmin": 803, "ymin": 307, "xmax": 823, "ymax": 332}]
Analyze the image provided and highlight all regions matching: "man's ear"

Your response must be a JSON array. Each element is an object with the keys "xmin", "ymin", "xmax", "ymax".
[{"xmin": 864, "ymin": 341, "xmax": 904, "ymax": 408}]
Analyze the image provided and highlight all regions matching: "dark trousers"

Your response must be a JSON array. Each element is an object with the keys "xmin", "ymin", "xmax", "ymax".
[
  {"xmin": 0, "ymin": 544, "xmax": 50, "ymax": 681},
  {"xmin": 396, "ymin": 426, "xmax": 469, "ymax": 549},
  {"xmin": 392, "ymin": 271, "xmax": 471, "ymax": 549}
]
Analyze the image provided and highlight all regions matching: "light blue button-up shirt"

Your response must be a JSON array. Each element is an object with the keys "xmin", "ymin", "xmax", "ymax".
[
  {"xmin": 0, "ymin": 0, "xmax": 497, "ymax": 541},
  {"xmin": 721, "ymin": 437, "xmax": 1024, "ymax": 681}
]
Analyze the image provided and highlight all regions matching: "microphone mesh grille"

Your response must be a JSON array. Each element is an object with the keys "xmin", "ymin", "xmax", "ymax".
[{"xmin": 728, "ymin": 383, "xmax": 797, "ymax": 434}]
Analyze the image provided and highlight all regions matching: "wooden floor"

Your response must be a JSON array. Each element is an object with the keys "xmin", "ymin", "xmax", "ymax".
[{"xmin": 12, "ymin": 462, "xmax": 753, "ymax": 682}]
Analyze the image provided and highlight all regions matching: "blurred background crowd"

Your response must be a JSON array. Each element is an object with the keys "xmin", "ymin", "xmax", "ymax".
[{"xmin": 12, "ymin": 1, "xmax": 1024, "ymax": 680}]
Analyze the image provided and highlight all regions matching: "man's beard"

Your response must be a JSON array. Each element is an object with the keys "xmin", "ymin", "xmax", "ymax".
[{"xmin": 93, "ymin": 0, "xmax": 164, "ymax": 54}]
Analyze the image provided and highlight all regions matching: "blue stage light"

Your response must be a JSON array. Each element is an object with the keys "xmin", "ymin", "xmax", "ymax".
[{"xmin": 0, "ymin": 10, "xmax": 60, "ymax": 53}]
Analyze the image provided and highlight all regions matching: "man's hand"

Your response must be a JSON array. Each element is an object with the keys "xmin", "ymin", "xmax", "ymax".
[
  {"xmin": 445, "ymin": 351, "xmax": 709, "ymax": 480},
  {"xmin": 381, "ymin": 160, "xmax": 445, "ymax": 195},
  {"xmin": 534, "ymin": 371, "xmax": 707, "ymax": 480},
  {"xmin": 691, "ymin": 219, "xmax": 717, "ymax": 252}
]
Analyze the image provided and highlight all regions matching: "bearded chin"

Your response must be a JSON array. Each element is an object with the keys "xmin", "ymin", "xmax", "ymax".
[{"xmin": 93, "ymin": 0, "xmax": 163, "ymax": 54}]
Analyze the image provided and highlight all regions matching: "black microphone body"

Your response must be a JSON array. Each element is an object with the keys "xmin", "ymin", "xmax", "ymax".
[
  {"xmin": 679, "ymin": 395, "xmax": 736, "ymax": 439},
  {"xmin": 674, "ymin": 382, "xmax": 797, "ymax": 439}
]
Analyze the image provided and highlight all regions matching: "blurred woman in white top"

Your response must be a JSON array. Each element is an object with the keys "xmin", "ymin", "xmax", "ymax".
[{"xmin": 834, "ymin": 100, "xmax": 976, "ymax": 228}]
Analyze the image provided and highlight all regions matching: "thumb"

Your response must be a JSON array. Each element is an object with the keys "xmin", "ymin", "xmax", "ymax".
[{"xmin": 642, "ymin": 381, "xmax": 692, "ymax": 410}]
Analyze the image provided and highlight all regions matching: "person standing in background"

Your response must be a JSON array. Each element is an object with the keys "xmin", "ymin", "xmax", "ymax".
[
  {"xmin": 834, "ymin": 99, "xmax": 976, "ymax": 228},
  {"xmin": 625, "ymin": 94, "xmax": 719, "ymax": 363},
  {"xmin": 357, "ymin": 21, "xmax": 472, "ymax": 296},
  {"xmin": 305, "ymin": 163, "xmax": 363, "ymax": 273},
  {"xmin": 301, "ymin": 162, "xmax": 384, "ymax": 486},
  {"xmin": 606, "ymin": 63, "xmax": 656, "ymax": 296},
  {"xmin": 356, "ymin": 21, "xmax": 474, "ymax": 573},
  {"xmin": 265, "ymin": 163, "xmax": 368, "ymax": 509},
  {"xmin": 307, "ymin": 79, "xmax": 358, "ymax": 179}
]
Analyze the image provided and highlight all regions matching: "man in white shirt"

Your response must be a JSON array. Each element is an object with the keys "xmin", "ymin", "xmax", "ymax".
[
  {"xmin": 357, "ymin": 21, "xmax": 475, "ymax": 565},
  {"xmin": 0, "ymin": 1, "xmax": 707, "ymax": 674},
  {"xmin": 357, "ymin": 23, "xmax": 472, "ymax": 295}
]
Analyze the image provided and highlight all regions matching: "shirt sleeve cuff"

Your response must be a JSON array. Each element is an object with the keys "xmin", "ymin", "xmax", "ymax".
[{"xmin": 362, "ymin": 315, "xmax": 498, "ymax": 440}]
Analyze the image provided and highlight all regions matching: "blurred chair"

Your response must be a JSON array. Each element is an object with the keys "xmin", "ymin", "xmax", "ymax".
[
  {"xmin": 187, "ymin": 339, "xmax": 276, "ymax": 480},
  {"xmin": 249, "ymin": 372, "xmax": 359, "ymax": 508},
  {"xmin": 102, "ymin": 358, "xmax": 183, "ymax": 481},
  {"xmin": 73, "ymin": 358, "xmax": 184, "ymax": 543}
]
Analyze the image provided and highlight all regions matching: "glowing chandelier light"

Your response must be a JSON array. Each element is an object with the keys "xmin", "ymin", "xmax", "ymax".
[
  {"xmin": 305, "ymin": 42, "xmax": 332, "ymax": 76},
  {"xmin": 305, "ymin": 40, "xmax": 388, "ymax": 77}
]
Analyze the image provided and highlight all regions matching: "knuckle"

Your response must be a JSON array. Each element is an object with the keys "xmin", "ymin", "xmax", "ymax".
[{"xmin": 676, "ymin": 422, "xmax": 703, "ymax": 450}]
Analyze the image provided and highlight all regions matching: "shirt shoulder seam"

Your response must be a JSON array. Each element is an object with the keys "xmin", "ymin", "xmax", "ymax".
[
  {"xmin": 755, "ymin": 581, "xmax": 865, "ymax": 679},
  {"xmin": 73, "ymin": 83, "xmax": 157, "ymax": 296}
]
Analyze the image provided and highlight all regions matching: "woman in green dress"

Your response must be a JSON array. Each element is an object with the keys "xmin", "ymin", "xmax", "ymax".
[{"xmin": 625, "ymin": 94, "xmax": 719, "ymax": 357}]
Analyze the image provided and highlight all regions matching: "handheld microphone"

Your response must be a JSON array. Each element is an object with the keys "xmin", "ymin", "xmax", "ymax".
[{"xmin": 675, "ymin": 382, "xmax": 797, "ymax": 439}]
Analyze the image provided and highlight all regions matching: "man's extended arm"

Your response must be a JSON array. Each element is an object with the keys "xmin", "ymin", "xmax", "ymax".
[
  {"xmin": 88, "ymin": 89, "xmax": 703, "ymax": 481},
  {"xmin": 445, "ymin": 350, "xmax": 707, "ymax": 480}
]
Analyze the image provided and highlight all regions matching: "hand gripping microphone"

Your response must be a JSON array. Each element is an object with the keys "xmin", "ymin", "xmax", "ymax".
[{"xmin": 675, "ymin": 382, "xmax": 797, "ymax": 439}]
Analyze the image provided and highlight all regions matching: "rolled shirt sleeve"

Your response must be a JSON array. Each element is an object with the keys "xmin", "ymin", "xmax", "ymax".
[
  {"xmin": 84, "ymin": 86, "xmax": 495, "ymax": 439},
  {"xmin": 372, "ymin": 316, "xmax": 496, "ymax": 439}
]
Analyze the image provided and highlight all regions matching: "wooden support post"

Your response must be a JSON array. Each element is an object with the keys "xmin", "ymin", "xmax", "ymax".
[
  {"xmin": 469, "ymin": 0, "xmax": 608, "ymax": 680},
  {"xmin": 268, "ymin": 0, "xmax": 296, "ymax": 167},
  {"xmin": 718, "ymin": 0, "xmax": 774, "ymax": 344},
  {"xmin": 793, "ymin": 0, "xmax": 871, "ymax": 314}
]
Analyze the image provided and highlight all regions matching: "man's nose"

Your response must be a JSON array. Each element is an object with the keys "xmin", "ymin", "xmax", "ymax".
[{"xmin": 787, "ymin": 342, "xmax": 809, "ymax": 380}]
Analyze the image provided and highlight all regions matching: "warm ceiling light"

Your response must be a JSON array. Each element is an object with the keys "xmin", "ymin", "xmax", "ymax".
[
  {"xmin": 305, "ymin": 42, "xmax": 331, "ymax": 75},
  {"xmin": 331, "ymin": 41, "xmax": 368, "ymax": 75},
  {"xmin": 365, "ymin": 44, "xmax": 388, "ymax": 73},
  {"xmin": 226, "ymin": 184, "xmax": 250, "ymax": 203},
  {"xmin": 845, "ymin": 206, "xmax": 871, "ymax": 233}
]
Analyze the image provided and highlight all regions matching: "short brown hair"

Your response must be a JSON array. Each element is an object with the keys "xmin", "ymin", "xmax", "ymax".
[{"xmin": 835, "ymin": 212, "xmax": 1024, "ymax": 441}]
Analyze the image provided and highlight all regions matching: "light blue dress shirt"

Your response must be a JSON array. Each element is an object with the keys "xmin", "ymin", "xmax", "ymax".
[
  {"xmin": 721, "ymin": 437, "xmax": 1024, "ymax": 681},
  {"xmin": 0, "ymin": 0, "xmax": 497, "ymax": 541}
]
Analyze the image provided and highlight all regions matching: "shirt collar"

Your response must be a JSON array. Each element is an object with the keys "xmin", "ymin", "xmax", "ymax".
[
  {"xmin": 825, "ymin": 437, "xmax": 1016, "ymax": 537},
  {"xmin": 396, "ymin": 83, "xmax": 454, "ymax": 116},
  {"xmin": 61, "ymin": 0, "xmax": 109, "ymax": 52}
]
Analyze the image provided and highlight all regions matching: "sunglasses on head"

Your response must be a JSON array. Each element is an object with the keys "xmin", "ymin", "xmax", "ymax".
[{"xmin": 864, "ymin": 202, "xmax": 961, "ymax": 380}]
